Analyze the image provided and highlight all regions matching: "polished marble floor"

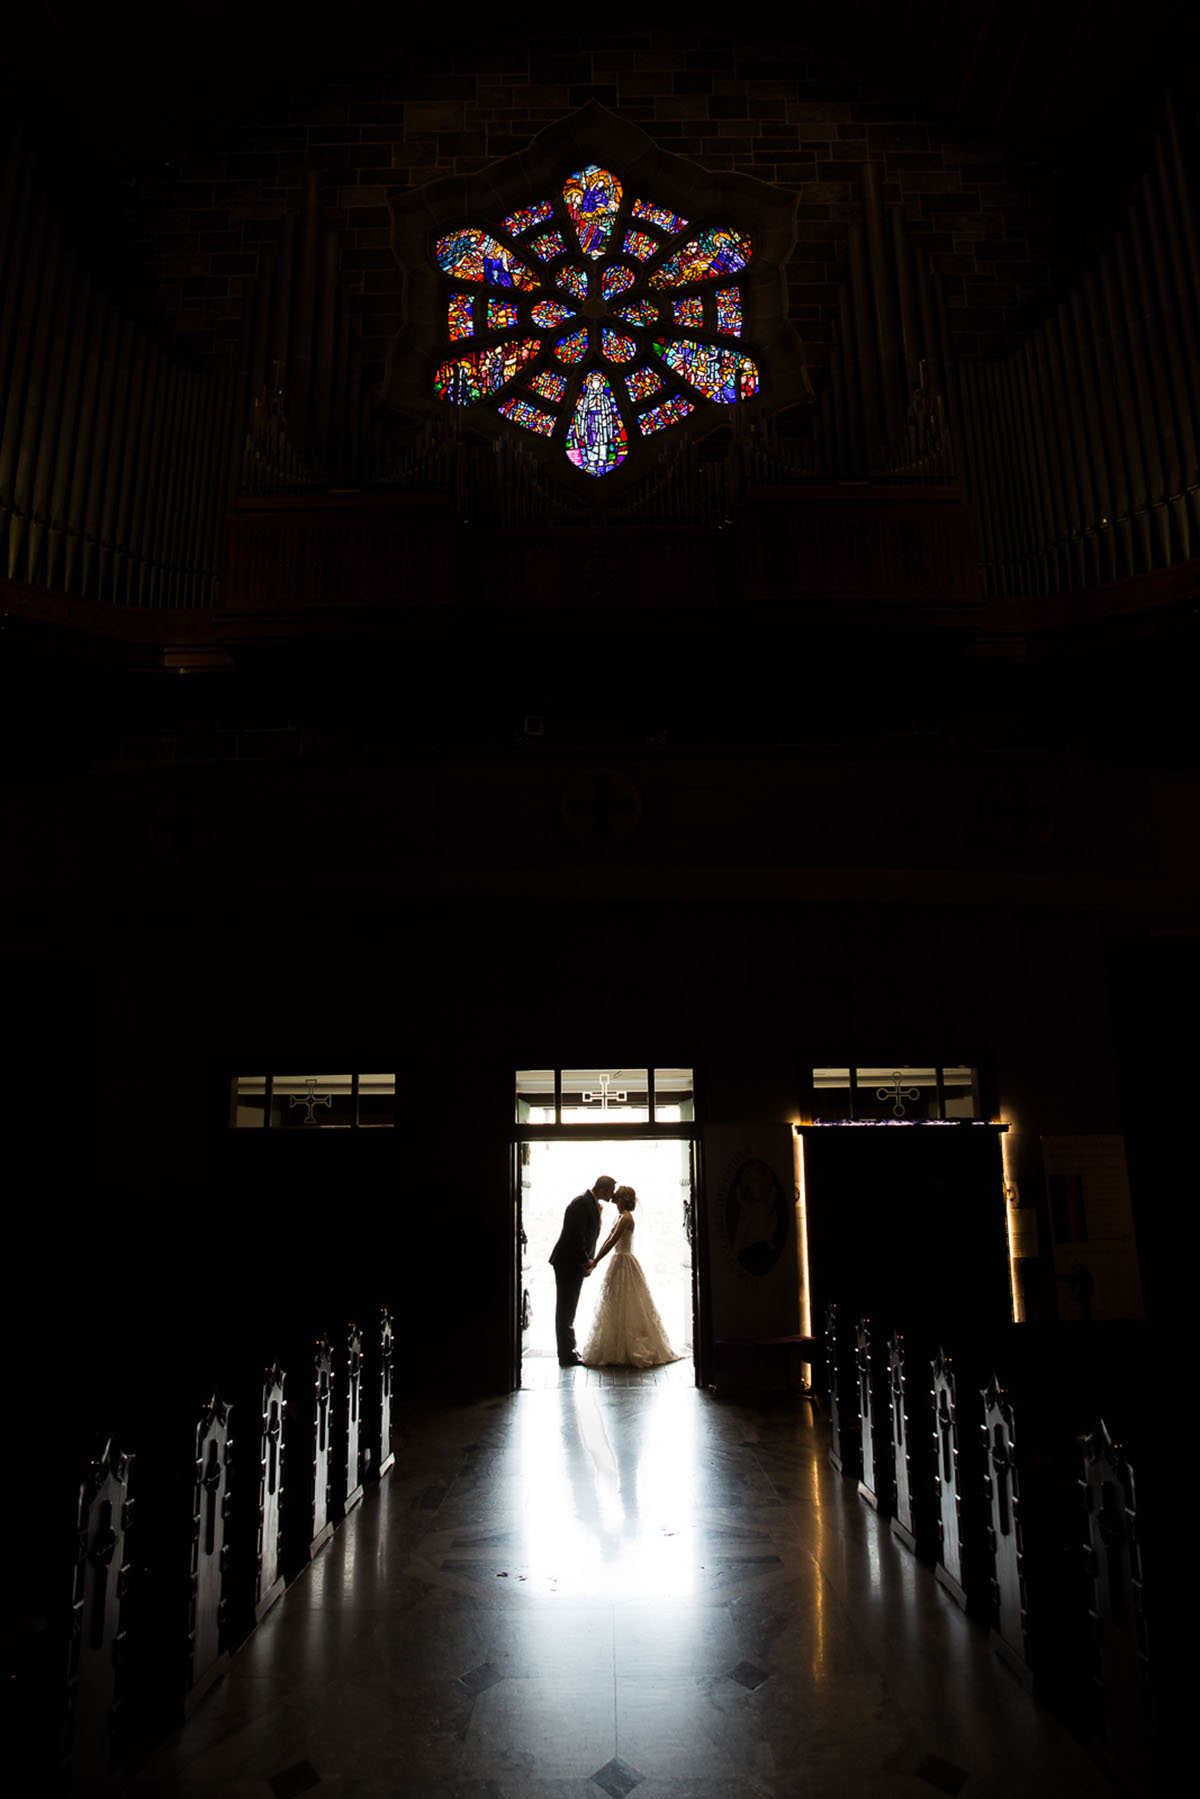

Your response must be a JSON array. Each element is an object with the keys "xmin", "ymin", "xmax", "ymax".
[{"xmin": 121, "ymin": 1372, "xmax": 1115, "ymax": 1798}]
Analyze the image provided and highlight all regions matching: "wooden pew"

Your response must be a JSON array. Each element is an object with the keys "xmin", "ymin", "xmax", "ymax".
[
  {"xmin": 1081, "ymin": 1419, "xmax": 1153, "ymax": 1782},
  {"xmin": 824, "ymin": 1302, "xmax": 859, "ymax": 1478},
  {"xmin": 222, "ymin": 1361, "xmax": 285, "ymax": 1644},
  {"xmin": 931, "ymin": 1348, "xmax": 969, "ymax": 1609},
  {"xmin": 186, "ymin": 1397, "xmax": 232, "ymax": 1715},
  {"xmin": 888, "ymin": 1330, "xmax": 936, "ymax": 1559},
  {"xmin": 369, "ymin": 1309, "xmax": 395, "ymax": 1481},
  {"xmin": 123, "ymin": 1392, "xmax": 233, "ymax": 1730},
  {"xmin": 284, "ymin": 1338, "xmax": 335, "ymax": 1571},
  {"xmin": 64, "ymin": 1439, "xmax": 133, "ymax": 1790},
  {"xmin": 255, "ymin": 1365, "xmax": 287, "ymax": 1622},
  {"xmin": 337, "ymin": 1325, "xmax": 365, "ymax": 1520},
  {"xmin": 982, "ymin": 1373, "xmax": 1030, "ymax": 1684},
  {"xmin": 856, "ymin": 1317, "xmax": 892, "ymax": 1514},
  {"xmin": 981, "ymin": 1371, "xmax": 1091, "ymax": 1711}
]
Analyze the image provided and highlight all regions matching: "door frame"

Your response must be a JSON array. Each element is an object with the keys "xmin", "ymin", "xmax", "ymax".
[{"xmin": 510, "ymin": 1120, "xmax": 706, "ymax": 1388}]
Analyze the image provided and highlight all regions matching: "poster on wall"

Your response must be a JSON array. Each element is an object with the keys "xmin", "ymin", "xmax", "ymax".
[
  {"xmin": 1041, "ymin": 1134, "xmax": 1144, "ymax": 1321},
  {"xmin": 704, "ymin": 1125, "xmax": 800, "ymax": 1340}
]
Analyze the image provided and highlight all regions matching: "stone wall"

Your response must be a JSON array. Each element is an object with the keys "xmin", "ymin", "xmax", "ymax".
[{"xmin": 110, "ymin": 29, "xmax": 1057, "ymax": 383}]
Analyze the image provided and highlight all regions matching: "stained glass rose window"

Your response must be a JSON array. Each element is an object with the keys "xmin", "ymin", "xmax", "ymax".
[{"xmin": 432, "ymin": 165, "xmax": 761, "ymax": 478}]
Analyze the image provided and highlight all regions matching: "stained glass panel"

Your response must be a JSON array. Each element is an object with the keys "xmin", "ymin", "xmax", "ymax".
[
  {"xmin": 556, "ymin": 266, "xmax": 588, "ymax": 302},
  {"xmin": 615, "ymin": 300, "xmax": 659, "ymax": 327},
  {"xmin": 529, "ymin": 369, "xmax": 568, "ymax": 401},
  {"xmin": 566, "ymin": 370, "xmax": 628, "ymax": 476},
  {"xmin": 563, "ymin": 164, "xmax": 623, "ymax": 260},
  {"xmin": 632, "ymin": 199, "xmax": 688, "ymax": 235},
  {"xmin": 448, "ymin": 294, "xmax": 474, "ymax": 339},
  {"xmin": 625, "ymin": 365, "xmax": 665, "ymax": 402},
  {"xmin": 431, "ymin": 168, "xmax": 761, "ymax": 471},
  {"xmin": 601, "ymin": 265, "xmax": 636, "ymax": 302},
  {"xmin": 653, "ymin": 338, "xmax": 760, "ymax": 401},
  {"xmin": 623, "ymin": 230, "xmax": 658, "ymax": 262},
  {"xmin": 436, "ymin": 228, "xmax": 538, "ymax": 290},
  {"xmin": 601, "ymin": 329, "xmax": 637, "ymax": 364},
  {"xmin": 502, "ymin": 200, "xmax": 555, "ymax": 236},
  {"xmin": 531, "ymin": 299, "xmax": 575, "ymax": 328},
  {"xmin": 650, "ymin": 229, "xmax": 752, "ymax": 289},
  {"xmin": 554, "ymin": 327, "xmax": 589, "ymax": 364},
  {"xmin": 435, "ymin": 338, "xmax": 541, "ymax": 404},
  {"xmin": 639, "ymin": 394, "xmax": 695, "ymax": 433},
  {"xmin": 498, "ymin": 397, "xmax": 556, "ymax": 436},
  {"xmin": 716, "ymin": 288, "xmax": 743, "ymax": 336}
]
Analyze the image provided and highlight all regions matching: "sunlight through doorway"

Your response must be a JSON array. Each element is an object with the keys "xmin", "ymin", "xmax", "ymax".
[{"xmin": 519, "ymin": 1138, "xmax": 695, "ymax": 1369}]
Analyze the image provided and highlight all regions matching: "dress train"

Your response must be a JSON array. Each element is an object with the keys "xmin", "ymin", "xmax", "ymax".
[{"xmin": 581, "ymin": 1237, "xmax": 681, "ymax": 1369}]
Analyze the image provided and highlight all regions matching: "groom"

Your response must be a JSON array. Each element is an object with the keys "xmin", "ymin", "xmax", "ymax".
[{"xmin": 549, "ymin": 1174, "xmax": 615, "ymax": 1366}]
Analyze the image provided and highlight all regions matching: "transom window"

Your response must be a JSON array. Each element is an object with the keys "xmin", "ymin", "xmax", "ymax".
[
  {"xmin": 434, "ymin": 163, "xmax": 759, "ymax": 477},
  {"xmin": 230, "ymin": 1074, "xmax": 396, "ymax": 1130},
  {"xmin": 516, "ymin": 1067, "xmax": 695, "ymax": 1126},
  {"xmin": 812, "ymin": 1066, "xmax": 981, "ymax": 1122}
]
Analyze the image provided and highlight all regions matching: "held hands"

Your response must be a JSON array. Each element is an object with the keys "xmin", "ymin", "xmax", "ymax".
[{"xmin": 584, "ymin": 1259, "xmax": 596, "ymax": 1275}]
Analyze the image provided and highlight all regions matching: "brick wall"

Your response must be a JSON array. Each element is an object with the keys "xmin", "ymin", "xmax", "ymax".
[{"xmin": 114, "ymin": 30, "xmax": 1059, "ymax": 386}]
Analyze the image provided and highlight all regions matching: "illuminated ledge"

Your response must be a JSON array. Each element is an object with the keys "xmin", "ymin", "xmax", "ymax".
[{"xmin": 794, "ymin": 1120, "xmax": 1007, "ymax": 1129}]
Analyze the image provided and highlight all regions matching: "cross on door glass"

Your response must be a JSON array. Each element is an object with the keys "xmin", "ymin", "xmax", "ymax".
[
  {"xmin": 272, "ymin": 1075, "xmax": 353, "ymax": 1129},
  {"xmin": 561, "ymin": 1071, "xmax": 649, "ymax": 1122},
  {"xmin": 515, "ymin": 1068, "xmax": 694, "ymax": 1125}
]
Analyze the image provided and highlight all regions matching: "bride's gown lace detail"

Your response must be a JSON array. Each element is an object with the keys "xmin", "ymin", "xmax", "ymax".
[{"xmin": 582, "ymin": 1220, "xmax": 682, "ymax": 1368}]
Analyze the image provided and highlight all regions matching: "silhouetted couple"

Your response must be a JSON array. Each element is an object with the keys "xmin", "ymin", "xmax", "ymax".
[{"xmin": 549, "ymin": 1174, "xmax": 681, "ymax": 1369}]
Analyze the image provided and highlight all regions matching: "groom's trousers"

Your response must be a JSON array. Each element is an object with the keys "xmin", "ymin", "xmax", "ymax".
[{"xmin": 554, "ymin": 1264, "xmax": 586, "ymax": 1361}]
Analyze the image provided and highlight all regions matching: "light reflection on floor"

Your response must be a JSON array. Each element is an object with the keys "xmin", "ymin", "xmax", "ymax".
[
  {"xmin": 515, "ymin": 1384, "xmax": 700, "ymax": 1599},
  {"xmin": 118, "ymin": 1384, "xmax": 1125, "ymax": 1798}
]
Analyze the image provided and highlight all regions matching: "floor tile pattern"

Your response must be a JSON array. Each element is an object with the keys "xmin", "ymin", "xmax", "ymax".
[
  {"xmin": 915, "ymin": 1753, "xmax": 971, "ymax": 1793},
  {"xmin": 461, "ymin": 1663, "xmax": 507, "ymax": 1695},
  {"xmin": 119, "ymin": 1381, "xmax": 1117, "ymax": 1798},
  {"xmin": 267, "ymin": 1762, "xmax": 321, "ymax": 1797},
  {"xmin": 590, "ymin": 1756, "xmax": 645, "ymax": 1797},
  {"xmin": 728, "ymin": 1660, "xmax": 770, "ymax": 1691}
]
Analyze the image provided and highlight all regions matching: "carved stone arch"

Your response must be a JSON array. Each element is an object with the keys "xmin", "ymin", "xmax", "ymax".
[{"xmin": 384, "ymin": 102, "xmax": 811, "ymax": 505}]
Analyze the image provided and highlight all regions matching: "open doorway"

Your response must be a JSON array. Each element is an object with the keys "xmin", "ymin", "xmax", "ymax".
[{"xmin": 518, "ymin": 1138, "xmax": 695, "ymax": 1377}]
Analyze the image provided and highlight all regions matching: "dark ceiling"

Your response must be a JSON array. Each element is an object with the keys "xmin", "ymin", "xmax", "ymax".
[{"xmin": 10, "ymin": 0, "xmax": 1188, "ymax": 178}]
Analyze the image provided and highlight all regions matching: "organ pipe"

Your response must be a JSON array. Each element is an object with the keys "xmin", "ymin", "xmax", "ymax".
[
  {"xmin": 46, "ymin": 268, "xmax": 93, "ymax": 592},
  {"xmin": 0, "ymin": 148, "xmax": 36, "ymax": 424},
  {"xmin": 810, "ymin": 108, "xmax": 1200, "ymax": 597},
  {"xmin": 862, "ymin": 162, "xmax": 906, "ymax": 455},
  {"xmin": 1013, "ymin": 346, "xmax": 1051, "ymax": 592},
  {"xmin": 25, "ymin": 246, "xmax": 79, "ymax": 585},
  {"xmin": 237, "ymin": 171, "xmax": 369, "ymax": 494},
  {"xmin": 0, "ymin": 123, "xmax": 241, "ymax": 606}
]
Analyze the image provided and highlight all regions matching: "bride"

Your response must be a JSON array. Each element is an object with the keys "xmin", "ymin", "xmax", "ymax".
[{"xmin": 581, "ymin": 1185, "xmax": 682, "ymax": 1369}]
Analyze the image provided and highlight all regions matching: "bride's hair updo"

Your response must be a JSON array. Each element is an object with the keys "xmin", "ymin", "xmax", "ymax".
[{"xmin": 615, "ymin": 1184, "xmax": 637, "ymax": 1211}]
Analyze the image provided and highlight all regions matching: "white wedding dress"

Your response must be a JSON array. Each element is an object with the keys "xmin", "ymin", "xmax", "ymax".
[{"xmin": 581, "ymin": 1216, "xmax": 682, "ymax": 1369}]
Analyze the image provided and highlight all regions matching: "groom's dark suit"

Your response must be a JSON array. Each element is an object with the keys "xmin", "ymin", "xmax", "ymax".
[{"xmin": 549, "ymin": 1189, "xmax": 603, "ymax": 1363}]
